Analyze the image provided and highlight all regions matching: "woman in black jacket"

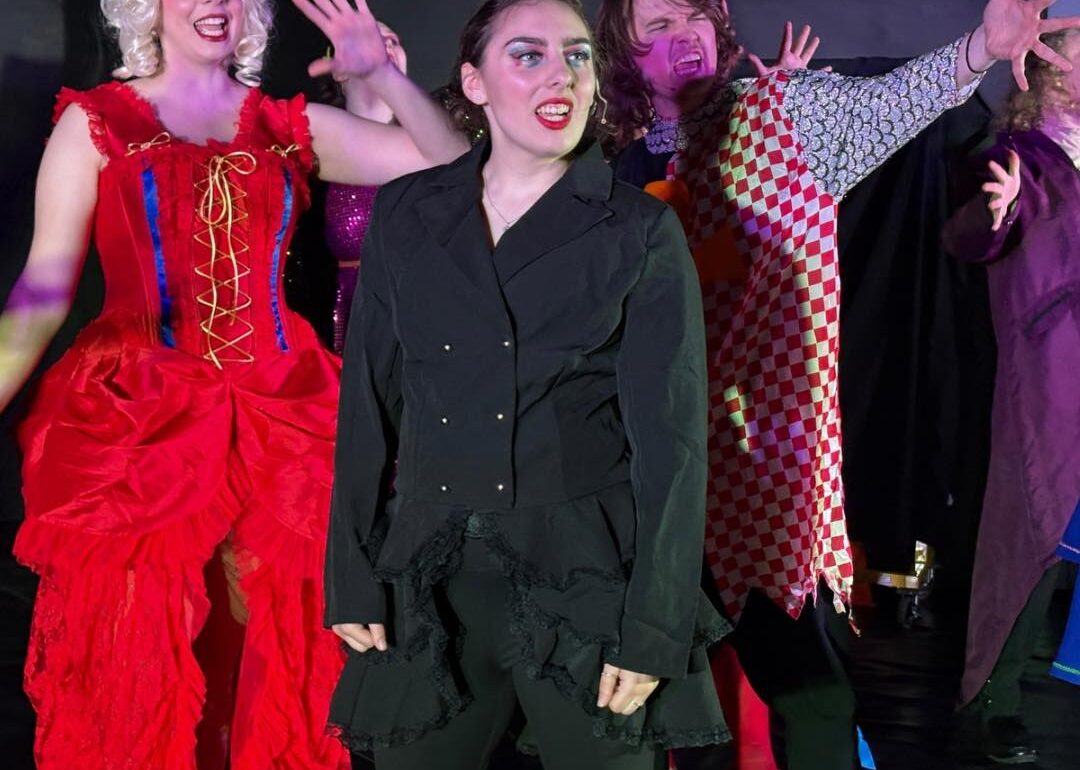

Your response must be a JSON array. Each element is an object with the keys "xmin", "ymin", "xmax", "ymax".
[{"xmin": 325, "ymin": 1, "xmax": 727, "ymax": 767}]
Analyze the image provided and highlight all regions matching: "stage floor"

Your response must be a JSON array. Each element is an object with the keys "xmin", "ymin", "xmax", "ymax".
[{"xmin": 2, "ymin": 522, "xmax": 1076, "ymax": 770}]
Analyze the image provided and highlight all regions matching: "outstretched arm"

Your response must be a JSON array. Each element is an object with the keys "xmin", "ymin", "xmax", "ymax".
[
  {"xmin": 783, "ymin": 0, "xmax": 1080, "ymax": 199},
  {"xmin": 0, "ymin": 106, "xmax": 98, "ymax": 413},
  {"xmin": 293, "ymin": 0, "xmax": 468, "ymax": 185}
]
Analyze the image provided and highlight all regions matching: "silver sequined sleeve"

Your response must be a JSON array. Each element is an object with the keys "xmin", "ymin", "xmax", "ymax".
[{"xmin": 783, "ymin": 37, "xmax": 982, "ymax": 199}]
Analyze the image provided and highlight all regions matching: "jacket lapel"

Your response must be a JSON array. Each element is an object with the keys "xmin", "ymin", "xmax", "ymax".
[
  {"xmin": 412, "ymin": 140, "xmax": 617, "ymax": 300},
  {"xmin": 414, "ymin": 146, "xmax": 505, "ymax": 312},
  {"xmin": 493, "ymin": 142, "xmax": 616, "ymax": 285}
]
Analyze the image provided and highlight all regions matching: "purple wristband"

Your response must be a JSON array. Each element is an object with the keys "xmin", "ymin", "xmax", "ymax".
[{"xmin": 5, "ymin": 277, "xmax": 70, "ymax": 312}]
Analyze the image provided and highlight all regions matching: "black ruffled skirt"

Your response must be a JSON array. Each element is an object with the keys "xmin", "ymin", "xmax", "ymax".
[{"xmin": 327, "ymin": 483, "xmax": 731, "ymax": 751}]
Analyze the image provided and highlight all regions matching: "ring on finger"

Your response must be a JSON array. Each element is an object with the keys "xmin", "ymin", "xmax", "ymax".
[
  {"xmin": 629, "ymin": 698, "xmax": 643, "ymax": 709},
  {"xmin": 600, "ymin": 671, "xmax": 617, "ymax": 679}
]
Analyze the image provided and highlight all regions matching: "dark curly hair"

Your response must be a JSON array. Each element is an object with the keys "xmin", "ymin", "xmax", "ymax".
[
  {"xmin": 998, "ymin": 30, "xmax": 1079, "ymax": 132},
  {"xmin": 444, "ymin": 0, "xmax": 605, "ymax": 140},
  {"xmin": 595, "ymin": 0, "xmax": 739, "ymax": 140}
]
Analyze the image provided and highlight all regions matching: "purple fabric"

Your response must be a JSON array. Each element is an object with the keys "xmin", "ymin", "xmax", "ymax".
[
  {"xmin": 325, "ymin": 183, "xmax": 378, "ymax": 354},
  {"xmin": 942, "ymin": 130, "xmax": 1080, "ymax": 703},
  {"xmin": 333, "ymin": 265, "xmax": 360, "ymax": 356}
]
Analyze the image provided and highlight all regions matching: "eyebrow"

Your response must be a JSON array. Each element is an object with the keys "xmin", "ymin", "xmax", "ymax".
[{"xmin": 504, "ymin": 36, "xmax": 593, "ymax": 48}]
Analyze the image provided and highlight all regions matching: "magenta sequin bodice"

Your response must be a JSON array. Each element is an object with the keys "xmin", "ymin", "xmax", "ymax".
[{"xmin": 325, "ymin": 183, "xmax": 378, "ymax": 353}]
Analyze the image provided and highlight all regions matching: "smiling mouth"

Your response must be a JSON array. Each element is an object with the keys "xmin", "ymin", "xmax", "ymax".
[
  {"xmin": 673, "ymin": 52, "xmax": 704, "ymax": 76},
  {"xmin": 193, "ymin": 15, "xmax": 228, "ymax": 42},
  {"xmin": 535, "ymin": 101, "xmax": 572, "ymax": 130}
]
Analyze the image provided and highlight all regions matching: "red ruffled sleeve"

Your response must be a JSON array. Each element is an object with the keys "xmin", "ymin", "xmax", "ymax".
[
  {"xmin": 253, "ymin": 90, "xmax": 316, "ymax": 209},
  {"xmin": 285, "ymin": 92, "xmax": 316, "ymax": 178},
  {"xmin": 52, "ymin": 86, "xmax": 110, "ymax": 158}
]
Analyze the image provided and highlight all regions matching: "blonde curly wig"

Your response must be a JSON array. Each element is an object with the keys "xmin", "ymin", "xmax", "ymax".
[
  {"xmin": 100, "ymin": 0, "xmax": 274, "ymax": 87},
  {"xmin": 999, "ymin": 29, "xmax": 1080, "ymax": 132}
]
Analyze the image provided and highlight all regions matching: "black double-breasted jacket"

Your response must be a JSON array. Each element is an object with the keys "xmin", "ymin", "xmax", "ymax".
[{"xmin": 326, "ymin": 140, "xmax": 714, "ymax": 678}]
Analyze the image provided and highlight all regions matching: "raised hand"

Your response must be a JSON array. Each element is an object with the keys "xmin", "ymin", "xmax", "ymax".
[
  {"xmin": 983, "ymin": 150, "xmax": 1021, "ymax": 231},
  {"xmin": 291, "ymin": 0, "xmax": 390, "ymax": 80},
  {"xmin": 981, "ymin": 0, "xmax": 1080, "ymax": 90},
  {"xmin": 596, "ymin": 663, "xmax": 660, "ymax": 716},
  {"xmin": 747, "ymin": 21, "xmax": 831, "ymax": 77}
]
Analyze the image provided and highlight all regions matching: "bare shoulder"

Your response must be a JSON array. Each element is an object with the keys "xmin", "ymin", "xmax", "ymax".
[{"xmin": 49, "ymin": 103, "xmax": 102, "ymax": 168}]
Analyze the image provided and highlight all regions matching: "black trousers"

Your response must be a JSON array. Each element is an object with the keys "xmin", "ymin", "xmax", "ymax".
[
  {"xmin": 371, "ymin": 563, "xmax": 665, "ymax": 770},
  {"xmin": 729, "ymin": 585, "xmax": 857, "ymax": 770},
  {"xmin": 976, "ymin": 562, "xmax": 1061, "ymax": 724}
]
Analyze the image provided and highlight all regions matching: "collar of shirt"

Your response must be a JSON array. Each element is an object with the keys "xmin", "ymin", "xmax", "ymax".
[
  {"xmin": 429, "ymin": 136, "xmax": 616, "ymax": 203},
  {"xmin": 645, "ymin": 84, "xmax": 737, "ymax": 155}
]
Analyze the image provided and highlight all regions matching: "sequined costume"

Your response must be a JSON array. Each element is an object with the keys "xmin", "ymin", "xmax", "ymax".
[
  {"xmin": 325, "ymin": 183, "xmax": 378, "ymax": 353},
  {"xmin": 618, "ymin": 40, "xmax": 981, "ymax": 621},
  {"xmin": 14, "ymin": 83, "xmax": 348, "ymax": 770}
]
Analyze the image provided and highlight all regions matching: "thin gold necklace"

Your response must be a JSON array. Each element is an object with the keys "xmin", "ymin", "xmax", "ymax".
[{"xmin": 483, "ymin": 188, "xmax": 519, "ymax": 232}]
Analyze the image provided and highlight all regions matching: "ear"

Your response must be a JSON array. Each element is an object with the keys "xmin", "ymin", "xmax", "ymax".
[{"xmin": 460, "ymin": 62, "xmax": 487, "ymax": 107}]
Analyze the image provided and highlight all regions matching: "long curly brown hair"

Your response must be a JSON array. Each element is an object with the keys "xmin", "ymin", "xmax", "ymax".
[
  {"xmin": 998, "ymin": 30, "xmax": 1079, "ymax": 132},
  {"xmin": 594, "ymin": 0, "xmax": 740, "ymax": 140},
  {"xmin": 443, "ymin": 0, "xmax": 604, "ymax": 141}
]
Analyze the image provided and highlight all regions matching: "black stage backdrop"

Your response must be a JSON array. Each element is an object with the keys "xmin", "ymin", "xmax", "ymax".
[
  {"xmin": 0, "ymin": 7, "xmax": 1001, "ymax": 768},
  {"xmin": 835, "ymin": 65, "xmax": 997, "ymax": 582}
]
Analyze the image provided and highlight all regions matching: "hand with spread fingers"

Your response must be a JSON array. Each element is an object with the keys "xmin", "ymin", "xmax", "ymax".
[
  {"xmin": 332, "ymin": 622, "xmax": 389, "ymax": 654},
  {"xmin": 983, "ymin": 149, "xmax": 1022, "ymax": 231},
  {"xmin": 596, "ymin": 663, "xmax": 660, "ymax": 716},
  {"xmin": 975, "ymin": 0, "xmax": 1080, "ymax": 90},
  {"xmin": 747, "ymin": 21, "xmax": 831, "ymax": 77},
  {"xmin": 289, "ymin": 0, "xmax": 468, "ymax": 186},
  {"xmin": 291, "ymin": 0, "xmax": 391, "ymax": 81}
]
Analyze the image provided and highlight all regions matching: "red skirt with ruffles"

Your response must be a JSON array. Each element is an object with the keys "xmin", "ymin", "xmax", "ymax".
[{"xmin": 14, "ymin": 311, "xmax": 349, "ymax": 770}]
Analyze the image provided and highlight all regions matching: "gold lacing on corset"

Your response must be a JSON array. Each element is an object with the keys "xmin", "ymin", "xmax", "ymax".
[
  {"xmin": 194, "ymin": 151, "xmax": 258, "ymax": 368},
  {"xmin": 270, "ymin": 143, "xmax": 300, "ymax": 159},
  {"xmin": 126, "ymin": 132, "xmax": 173, "ymax": 156}
]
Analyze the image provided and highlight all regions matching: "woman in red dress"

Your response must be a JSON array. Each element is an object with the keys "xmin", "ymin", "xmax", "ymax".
[{"xmin": 0, "ymin": 1, "xmax": 467, "ymax": 769}]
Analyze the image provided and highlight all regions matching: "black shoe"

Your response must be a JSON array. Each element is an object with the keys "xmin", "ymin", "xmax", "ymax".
[{"xmin": 980, "ymin": 716, "xmax": 1039, "ymax": 765}]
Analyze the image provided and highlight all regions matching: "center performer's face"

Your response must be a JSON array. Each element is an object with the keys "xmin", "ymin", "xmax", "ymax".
[
  {"xmin": 159, "ymin": 0, "xmax": 246, "ymax": 67},
  {"xmin": 462, "ymin": 0, "xmax": 597, "ymax": 161},
  {"xmin": 629, "ymin": 0, "xmax": 718, "ymax": 117}
]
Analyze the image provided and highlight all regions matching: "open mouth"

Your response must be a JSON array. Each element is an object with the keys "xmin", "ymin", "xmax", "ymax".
[
  {"xmin": 535, "ymin": 99, "xmax": 573, "ymax": 130},
  {"xmin": 193, "ymin": 15, "xmax": 229, "ymax": 42},
  {"xmin": 672, "ymin": 52, "xmax": 704, "ymax": 77}
]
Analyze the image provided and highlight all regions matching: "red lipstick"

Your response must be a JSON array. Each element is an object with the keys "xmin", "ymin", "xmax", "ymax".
[{"xmin": 534, "ymin": 97, "xmax": 573, "ymax": 130}]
